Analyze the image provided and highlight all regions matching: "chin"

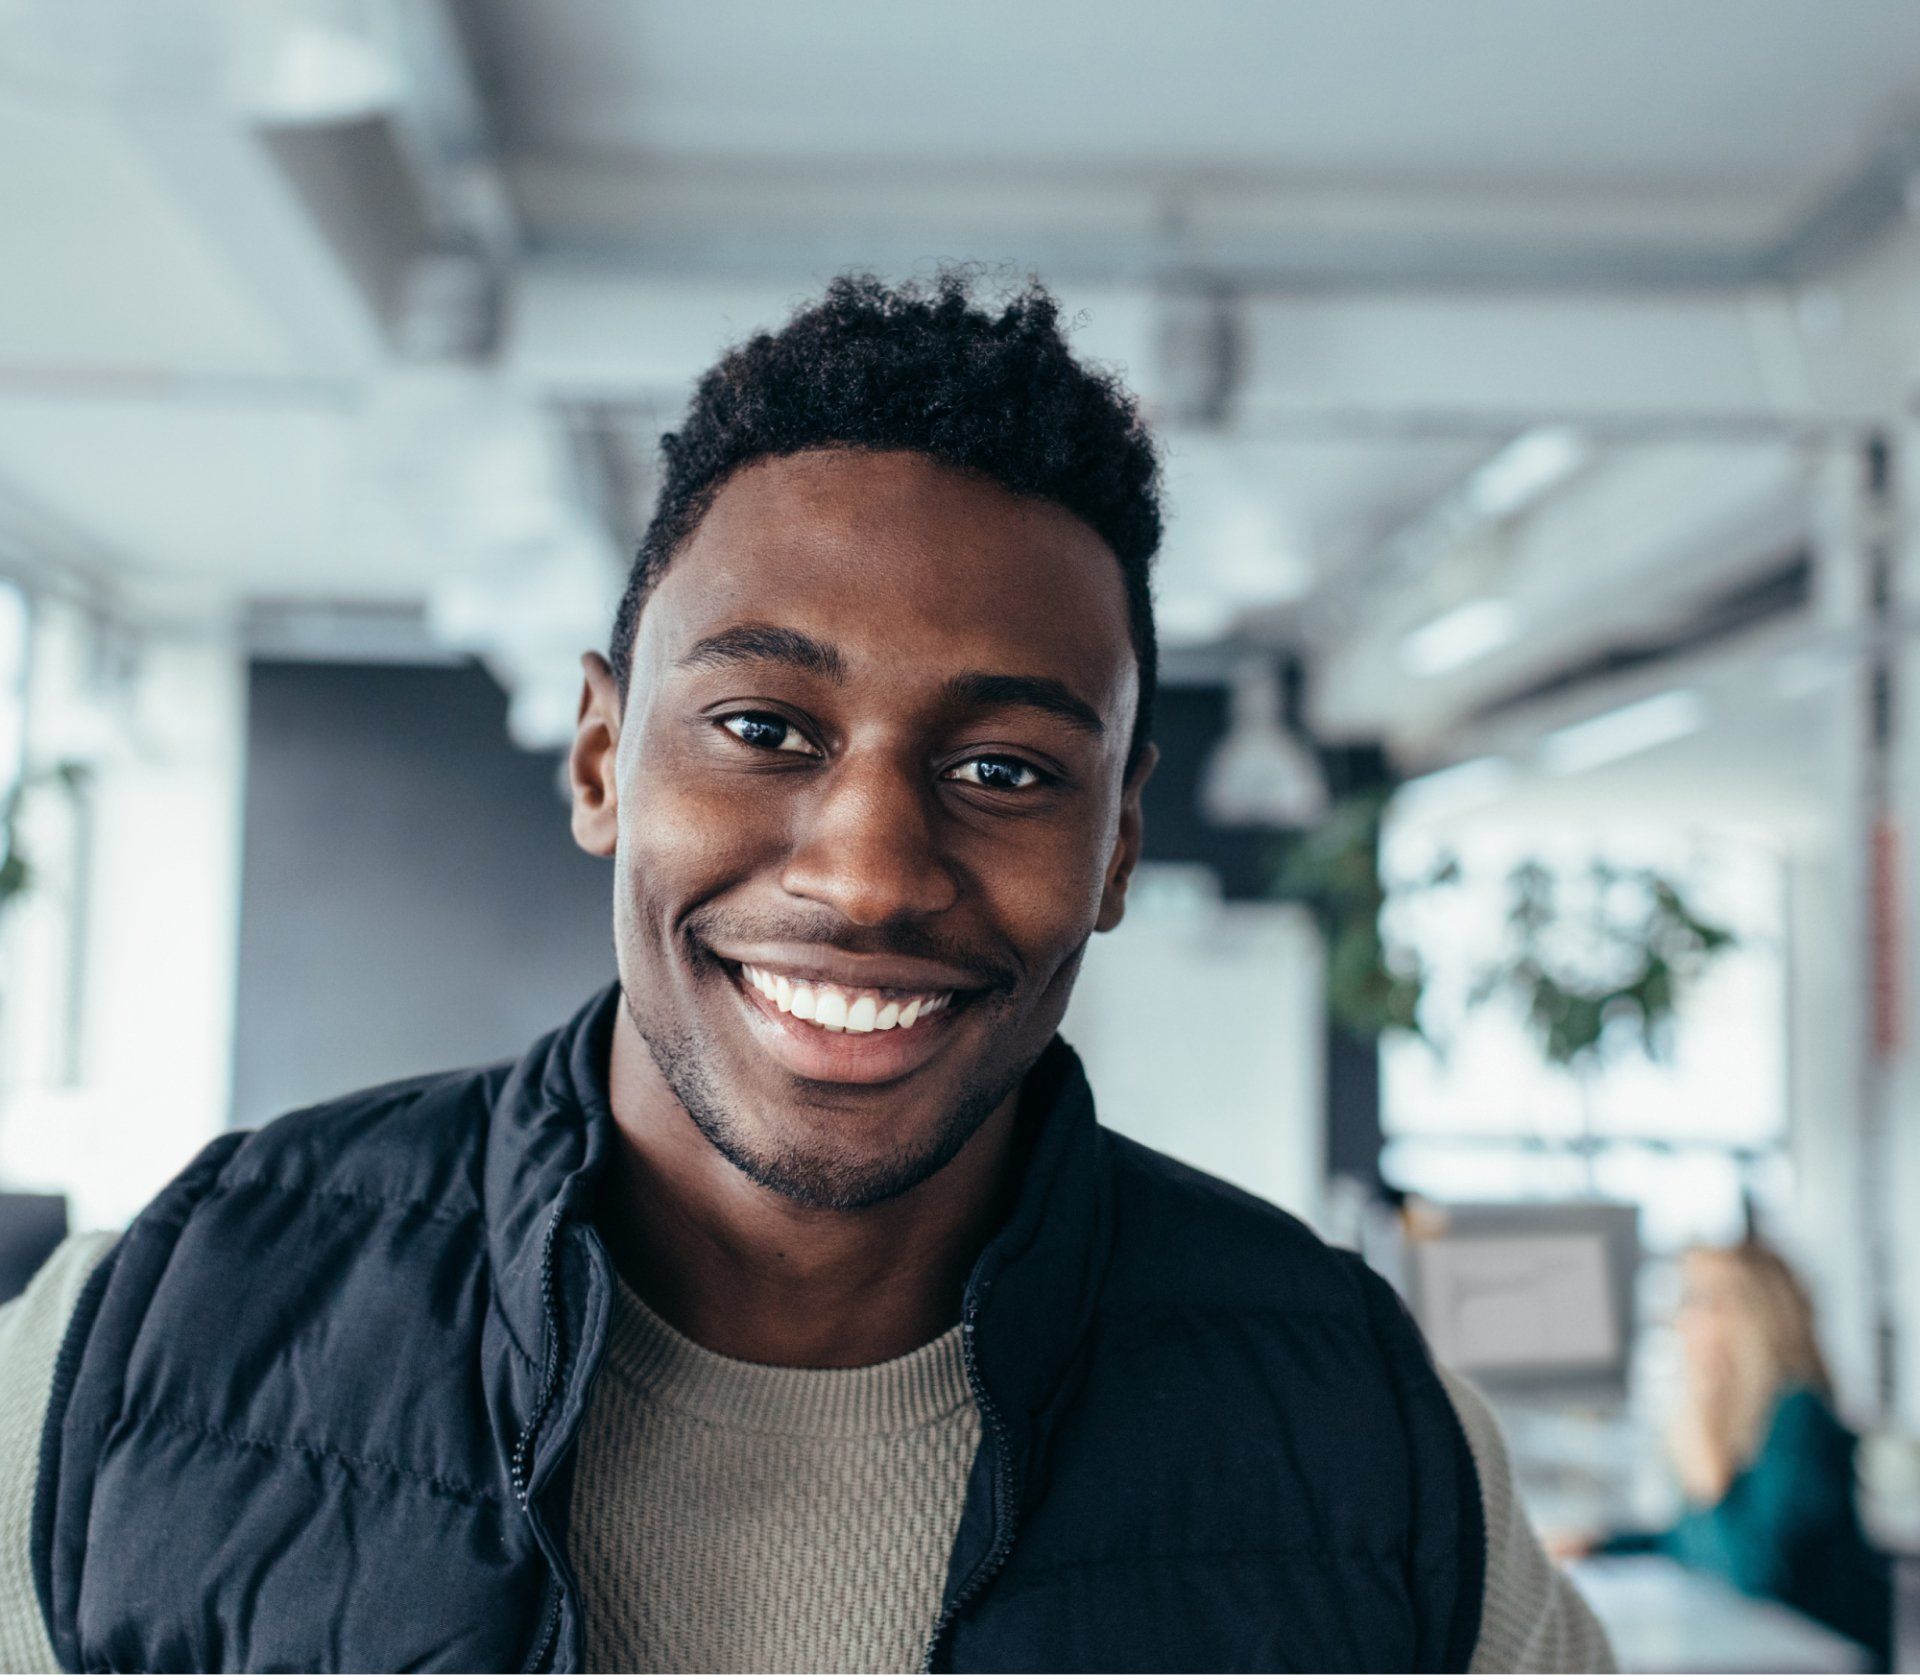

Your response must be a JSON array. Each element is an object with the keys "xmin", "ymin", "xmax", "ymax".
[
  {"xmin": 710, "ymin": 1120, "xmax": 961, "ymax": 1212},
  {"xmin": 699, "ymin": 1058, "xmax": 1009, "ymax": 1211},
  {"xmin": 625, "ymin": 962, "xmax": 1033, "ymax": 1208}
]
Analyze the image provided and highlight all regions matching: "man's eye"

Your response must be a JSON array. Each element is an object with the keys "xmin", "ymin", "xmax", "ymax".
[
  {"xmin": 946, "ymin": 756, "xmax": 1045, "ymax": 792},
  {"xmin": 718, "ymin": 712, "xmax": 814, "ymax": 754}
]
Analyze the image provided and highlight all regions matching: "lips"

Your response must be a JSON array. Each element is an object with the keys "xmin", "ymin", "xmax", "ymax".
[
  {"xmin": 718, "ymin": 956, "xmax": 978, "ymax": 1086},
  {"xmin": 738, "ymin": 961, "xmax": 952, "ymax": 1033}
]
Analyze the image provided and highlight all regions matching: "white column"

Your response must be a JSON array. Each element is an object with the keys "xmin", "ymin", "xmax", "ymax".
[
  {"xmin": 1888, "ymin": 419, "xmax": 1920, "ymax": 1432},
  {"xmin": 1782, "ymin": 442, "xmax": 1888, "ymax": 1420}
]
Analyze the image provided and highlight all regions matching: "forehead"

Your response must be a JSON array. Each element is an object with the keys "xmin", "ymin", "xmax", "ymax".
[{"xmin": 640, "ymin": 449, "xmax": 1136, "ymax": 708}]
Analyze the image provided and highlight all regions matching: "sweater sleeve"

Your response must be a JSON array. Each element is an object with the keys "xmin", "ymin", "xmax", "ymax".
[
  {"xmin": 1437, "ymin": 1365, "xmax": 1618, "ymax": 1674},
  {"xmin": 0, "ymin": 1230, "xmax": 119, "ymax": 1675}
]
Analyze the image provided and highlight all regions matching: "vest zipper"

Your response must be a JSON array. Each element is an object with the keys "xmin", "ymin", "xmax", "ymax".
[
  {"xmin": 510, "ymin": 1198, "xmax": 568, "ymax": 1509},
  {"xmin": 922, "ymin": 1289, "xmax": 1019, "ymax": 1672},
  {"xmin": 513, "ymin": 1197, "xmax": 570, "ymax": 1672},
  {"xmin": 523, "ymin": 1577, "xmax": 563, "ymax": 1674}
]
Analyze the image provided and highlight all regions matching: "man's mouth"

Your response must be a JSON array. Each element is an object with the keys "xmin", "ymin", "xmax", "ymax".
[
  {"xmin": 736, "ymin": 962, "xmax": 955, "ymax": 1033},
  {"xmin": 716, "ymin": 955, "xmax": 983, "ymax": 1085}
]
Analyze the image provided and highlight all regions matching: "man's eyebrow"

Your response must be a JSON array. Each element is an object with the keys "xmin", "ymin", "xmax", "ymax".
[
  {"xmin": 943, "ymin": 672, "xmax": 1106, "ymax": 737},
  {"xmin": 674, "ymin": 629, "xmax": 1103, "ymax": 736},
  {"xmin": 675, "ymin": 623, "xmax": 847, "ymax": 680}
]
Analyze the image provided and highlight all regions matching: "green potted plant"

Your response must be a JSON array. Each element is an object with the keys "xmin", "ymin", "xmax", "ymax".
[{"xmin": 1273, "ymin": 791, "xmax": 1737, "ymax": 1072}]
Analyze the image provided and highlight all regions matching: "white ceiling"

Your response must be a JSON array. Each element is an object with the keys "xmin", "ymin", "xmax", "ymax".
[
  {"xmin": 471, "ymin": 0, "xmax": 1920, "ymax": 196},
  {"xmin": 461, "ymin": 0, "xmax": 1920, "ymax": 292},
  {"xmin": 0, "ymin": 0, "xmax": 1916, "ymax": 812},
  {"xmin": 0, "ymin": 395, "xmax": 367, "ymax": 599},
  {"xmin": 1389, "ymin": 619, "xmax": 1845, "ymax": 846},
  {"xmin": 0, "ymin": 99, "xmax": 297, "ymax": 372}
]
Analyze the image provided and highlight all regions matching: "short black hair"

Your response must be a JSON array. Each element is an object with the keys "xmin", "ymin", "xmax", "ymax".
[{"xmin": 609, "ymin": 270, "xmax": 1163, "ymax": 771}]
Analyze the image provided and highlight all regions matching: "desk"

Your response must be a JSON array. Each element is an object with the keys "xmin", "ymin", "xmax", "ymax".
[{"xmin": 1567, "ymin": 1555, "xmax": 1870, "ymax": 1673}]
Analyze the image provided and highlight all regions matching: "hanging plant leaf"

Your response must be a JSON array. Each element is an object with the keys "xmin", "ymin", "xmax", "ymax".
[{"xmin": 1267, "ymin": 790, "xmax": 1739, "ymax": 1071}]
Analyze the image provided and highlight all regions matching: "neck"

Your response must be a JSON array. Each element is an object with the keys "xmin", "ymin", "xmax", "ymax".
[{"xmin": 596, "ymin": 1007, "xmax": 1023, "ymax": 1367}]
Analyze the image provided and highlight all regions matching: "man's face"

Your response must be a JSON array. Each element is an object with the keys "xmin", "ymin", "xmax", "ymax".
[{"xmin": 571, "ymin": 448, "xmax": 1151, "ymax": 1210}]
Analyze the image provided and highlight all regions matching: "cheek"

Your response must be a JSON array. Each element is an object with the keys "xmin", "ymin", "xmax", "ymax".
[
  {"xmin": 616, "ymin": 750, "xmax": 782, "ymax": 932},
  {"xmin": 970, "ymin": 829, "xmax": 1110, "ymax": 969}
]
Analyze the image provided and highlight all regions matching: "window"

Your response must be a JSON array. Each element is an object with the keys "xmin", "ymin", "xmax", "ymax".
[
  {"xmin": 1378, "ymin": 825, "xmax": 1790, "ymax": 1254},
  {"xmin": 0, "ymin": 588, "xmax": 91, "ymax": 1117}
]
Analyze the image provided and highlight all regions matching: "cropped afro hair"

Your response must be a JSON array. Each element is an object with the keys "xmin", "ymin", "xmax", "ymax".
[{"xmin": 609, "ymin": 270, "xmax": 1163, "ymax": 771}]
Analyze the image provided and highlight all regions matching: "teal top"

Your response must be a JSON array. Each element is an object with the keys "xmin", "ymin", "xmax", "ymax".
[{"xmin": 1604, "ymin": 1385, "xmax": 1891, "ymax": 1669}]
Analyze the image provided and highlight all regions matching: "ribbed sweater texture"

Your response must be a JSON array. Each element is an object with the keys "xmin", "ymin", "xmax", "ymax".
[{"xmin": 572, "ymin": 1271, "xmax": 981, "ymax": 1672}]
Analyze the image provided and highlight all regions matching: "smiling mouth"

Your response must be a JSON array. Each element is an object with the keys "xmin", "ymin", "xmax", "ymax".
[
  {"xmin": 734, "ymin": 961, "xmax": 957, "ymax": 1033},
  {"xmin": 716, "ymin": 956, "xmax": 983, "ymax": 1085}
]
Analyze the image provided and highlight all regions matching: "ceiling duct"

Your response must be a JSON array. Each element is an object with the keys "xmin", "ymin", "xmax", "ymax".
[
  {"xmin": 392, "ymin": 248, "xmax": 500, "ymax": 363},
  {"xmin": 354, "ymin": 253, "xmax": 622, "ymax": 749}
]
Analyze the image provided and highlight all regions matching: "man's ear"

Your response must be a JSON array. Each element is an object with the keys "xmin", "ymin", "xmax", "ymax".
[
  {"xmin": 569, "ymin": 652, "xmax": 623, "ymax": 859},
  {"xmin": 1095, "ymin": 741, "xmax": 1157, "ymax": 933}
]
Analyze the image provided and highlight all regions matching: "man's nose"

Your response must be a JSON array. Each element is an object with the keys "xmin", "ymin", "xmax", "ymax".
[{"xmin": 778, "ymin": 754, "xmax": 961, "ymax": 925}]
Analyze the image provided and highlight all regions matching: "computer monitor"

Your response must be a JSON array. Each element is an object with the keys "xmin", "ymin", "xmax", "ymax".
[
  {"xmin": 1401, "ymin": 1200, "xmax": 1640, "ymax": 1402},
  {"xmin": 0, "ymin": 1192, "xmax": 69, "ymax": 1305}
]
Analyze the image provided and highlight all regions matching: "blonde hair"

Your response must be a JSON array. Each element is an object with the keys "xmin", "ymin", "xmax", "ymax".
[{"xmin": 1681, "ymin": 1239, "xmax": 1833, "ymax": 1471}]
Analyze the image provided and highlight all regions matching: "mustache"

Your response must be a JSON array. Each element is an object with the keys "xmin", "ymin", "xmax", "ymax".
[{"xmin": 684, "ymin": 909, "xmax": 1020, "ymax": 993}]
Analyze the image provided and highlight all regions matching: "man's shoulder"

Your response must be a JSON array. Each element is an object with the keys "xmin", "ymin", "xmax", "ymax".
[
  {"xmin": 216, "ymin": 1057, "xmax": 517, "ymax": 1221},
  {"xmin": 1100, "ymin": 1126, "xmax": 1326, "ymax": 1244},
  {"xmin": 1096, "ymin": 1128, "xmax": 1378, "ymax": 1319},
  {"xmin": 65, "ymin": 1062, "xmax": 527, "ymax": 1449}
]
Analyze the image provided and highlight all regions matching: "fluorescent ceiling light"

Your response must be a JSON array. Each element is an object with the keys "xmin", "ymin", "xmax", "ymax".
[
  {"xmin": 1393, "ymin": 756, "xmax": 1517, "ymax": 822},
  {"xmin": 1463, "ymin": 427, "xmax": 1589, "ymax": 521},
  {"xmin": 1399, "ymin": 598, "xmax": 1520, "ymax": 678},
  {"xmin": 1539, "ymin": 689, "xmax": 1707, "ymax": 777}
]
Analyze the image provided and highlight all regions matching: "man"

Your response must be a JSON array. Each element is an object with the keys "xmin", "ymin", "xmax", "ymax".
[{"xmin": 0, "ymin": 274, "xmax": 1612, "ymax": 1672}]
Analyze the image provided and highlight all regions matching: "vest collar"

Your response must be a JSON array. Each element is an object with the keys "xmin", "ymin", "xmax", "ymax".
[
  {"xmin": 482, "ymin": 982, "xmax": 622, "ymax": 1376},
  {"xmin": 483, "ymin": 987, "xmax": 1110, "ymax": 1667},
  {"xmin": 959, "ymin": 1034, "xmax": 1112, "ymax": 1437},
  {"xmin": 481, "ymin": 983, "xmax": 1113, "ymax": 1455}
]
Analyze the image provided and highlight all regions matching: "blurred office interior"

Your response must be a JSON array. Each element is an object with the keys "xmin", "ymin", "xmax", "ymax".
[{"xmin": 3, "ymin": 1, "xmax": 1920, "ymax": 1667}]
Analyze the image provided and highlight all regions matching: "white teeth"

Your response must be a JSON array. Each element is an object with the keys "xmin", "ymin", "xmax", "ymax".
[{"xmin": 740, "ymin": 965, "xmax": 954, "ymax": 1035}]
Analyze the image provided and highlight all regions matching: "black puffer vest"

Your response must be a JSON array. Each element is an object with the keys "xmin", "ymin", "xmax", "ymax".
[{"xmin": 34, "ymin": 984, "xmax": 1485, "ymax": 1671}]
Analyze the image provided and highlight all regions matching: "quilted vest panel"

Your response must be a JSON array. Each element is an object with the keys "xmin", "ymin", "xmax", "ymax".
[{"xmin": 33, "ymin": 988, "xmax": 1483, "ymax": 1672}]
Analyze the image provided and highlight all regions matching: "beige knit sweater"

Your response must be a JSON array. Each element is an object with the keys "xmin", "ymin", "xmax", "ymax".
[{"xmin": 0, "ymin": 1235, "xmax": 1612, "ymax": 1673}]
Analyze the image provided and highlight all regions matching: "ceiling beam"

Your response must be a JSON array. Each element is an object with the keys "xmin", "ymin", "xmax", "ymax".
[
  {"xmin": 503, "ymin": 259, "xmax": 1903, "ymax": 432},
  {"xmin": 118, "ymin": 106, "xmax": 391, "ymax": 376},
  {"xmin": 501, "ymin": 119, "xmax": 1920, "ymax": 296}
]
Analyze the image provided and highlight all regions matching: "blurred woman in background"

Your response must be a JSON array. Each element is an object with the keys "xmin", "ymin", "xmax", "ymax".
[{"xmin": 1601, "ymin": 1239, "xmax": 1892, "ymax": 1669}]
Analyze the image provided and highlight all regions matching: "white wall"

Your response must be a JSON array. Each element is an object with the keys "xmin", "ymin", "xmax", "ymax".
[{"xmin": 1062, "ymin": 878, "xmax": 1325, "ymax": 1225}]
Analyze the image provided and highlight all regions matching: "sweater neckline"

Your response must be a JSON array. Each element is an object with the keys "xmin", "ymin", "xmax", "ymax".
[{"xmin": 601, "ymin": 1268, "xmax": 975, "ymax": 1438}]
